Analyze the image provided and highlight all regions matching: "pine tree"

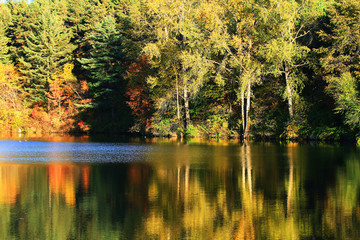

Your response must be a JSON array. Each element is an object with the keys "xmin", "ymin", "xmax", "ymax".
[
  {"xmin": 6, "ymin": 0, "xmax": 36, "ymax": 66},
  {"xmin": 0, "ymin": 22, "xmax": 10, "ymax": 64},
  {"xmin": 78, "ymin": 15, "xmax": 131, "ymax": 132},
  {"xmin": 19, "ymin": 8, "xmax": 75, "ymax": 105}
]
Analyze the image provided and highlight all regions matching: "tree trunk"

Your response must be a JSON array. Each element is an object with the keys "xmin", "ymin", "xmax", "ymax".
[
  {"xmin": 244, "ymin": 81, "xmax": 251, "ymax": 139},
  {"xmin": 184, "ymin": 84, "xmax": 190, "ymax": 130},
  {"xmin": 241, "ymin": 91, "xmax": 245, "ymax": 134},
  {"xmin": 176, "ymin": 75, "xmax": 180, "ymax": 120},
  {"xmin": 285, "ymin": 70, "xmax": 294, "ymax": 120},
  {"xmin": 58, "ymin": 97, "xmax": 61, "ymax": 123}
]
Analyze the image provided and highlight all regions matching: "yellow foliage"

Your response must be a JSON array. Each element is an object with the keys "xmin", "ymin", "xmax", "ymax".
[{"xmin": 0, "ymin": 63, "xmax": 30, "ymax": 133}]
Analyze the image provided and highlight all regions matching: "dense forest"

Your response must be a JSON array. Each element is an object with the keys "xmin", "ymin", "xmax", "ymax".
[{"xmin": 0, "ymin": 0, "xmax": 359, "ymax": 141}]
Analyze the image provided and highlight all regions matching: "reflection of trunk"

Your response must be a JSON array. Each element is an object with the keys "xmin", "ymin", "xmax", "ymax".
[
  {"xmin": 241, "ymin": 141, "xmax": 252, "ymax": 200},
  {"xmin": 284, "ymin": 66, "xmax": 294, "ymax": 120},
  {"xmin": 184, "ymin": 165, "xmax": 189, "ymax": 210},
  {"xmin": 287, "ymin": 145, "xmax": 295, "ymax": 214},
  {"xmin": 177, "ymin": 167, "xmax": 180, "ymax": 199},
  {"xmin": 184, "ymin": 85, "xmax": 190, "ymax": 130},
  {"xmin": 236, "ymin": 142, "xmax": 255, "ymax": 240},
  {"xmin": 287, "ymin": 158, "xmax": 294, "ymax": 213},
  {"xmin": 246, "ymin": 142, "xmax": 252, "ymax": 201}
]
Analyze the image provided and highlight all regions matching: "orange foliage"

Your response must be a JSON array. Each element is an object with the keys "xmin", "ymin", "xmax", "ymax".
[
  {"xmin": 126, "ymin": 85, "xmax": 152, "ymax": 127},
  {"xmin": 78, "ymin": 120, "xmax": 90, "ymax": 132},
  {"xmin": 46, "ymin": 64, "xmax": 75, "ymax": 109},
  {"xmin": 126, "ymin": 56, "xmax": 152, "ymax": 130},
  {"xmin": 79, "ymin": 98, "xmax": 92, "ymax": 105},
  {"xmin": 80, "ymin": 80, "xmax": 89, "ymax": 92},
  {"xmin": 128, "ymin": 55, "xmax": 148, "ymax": 74}
]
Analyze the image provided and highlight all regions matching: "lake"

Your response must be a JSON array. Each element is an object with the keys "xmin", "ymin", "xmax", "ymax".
[{"xmin": 0, "ymin": 136, "xmax": 359, "ymax": 239}]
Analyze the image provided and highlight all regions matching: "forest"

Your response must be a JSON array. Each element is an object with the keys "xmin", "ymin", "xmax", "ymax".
[{"xmin": 0, "ymin": 0, "xmax": 359, "ymax": 141}]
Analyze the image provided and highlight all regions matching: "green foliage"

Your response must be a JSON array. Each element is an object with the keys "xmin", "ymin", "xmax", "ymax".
[
  {"xmin": 327, "ymin": 72, "xmax": 360, "ymax": 130},
  {"xmin": 0, "ymin": 0, "xmax": 359, "ymax": 140},
  {"xmin": 185, "ymin": 123, "xmax": 201, "ymax": 138},
  {"xmin": 19, "ymin": 7, "xmax": 75, "ymax": 104},
  {"xmin": 0, "ymin": 23, "xmax": 9, "ymax": 64},
  {"xmin": 310, "ymin": 126, "xmax": 346, "ymax": 141},
  {"xmin": 0, "ymin": 4, "xmax": 11, "ymax": 64},
  {"xmin": 153, "ymin": 119, "xmax": 173, "ymax": 136},
  {"xmin": 78, "ymin": 15, "xmax": 132, "ymax": 133},
  {"xmin": 79, "ymin": 15, "xmax": 128, "ymax": 99}
]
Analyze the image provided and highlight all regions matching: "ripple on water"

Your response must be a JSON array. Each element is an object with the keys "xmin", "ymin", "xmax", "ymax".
[{"xmin": 0, "ymin": 140, "xmax": 151, "ymax": 163}]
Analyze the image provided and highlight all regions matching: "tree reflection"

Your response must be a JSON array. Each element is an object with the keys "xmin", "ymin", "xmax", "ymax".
[
  {"xmin": 48, "ymin": 163, "xmax": 80, "ymax": 206},
  {"xmin": 0, "ymin": 143, "xmax": 358, "ymax": 239},
  {"xmin": 322, "ymin": 154, "xmax": 360, "ymax": 239},
  {"xmin": 234, "ymin": 142, "xmax": 256, "ymax": 240}
]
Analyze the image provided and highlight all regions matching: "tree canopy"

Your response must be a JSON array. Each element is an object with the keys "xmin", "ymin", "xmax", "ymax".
[{"xmin": 0, "ymin": 0, "xmax": 358, "ymax": 141}]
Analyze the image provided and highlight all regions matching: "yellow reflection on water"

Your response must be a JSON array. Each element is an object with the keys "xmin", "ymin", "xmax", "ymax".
[
  {"xmin": 47, "ymin": 163, "xmax": 80, "ymax": 207},
  {"xmin": 0, "ymin": 164, "xmax": 25, "ymax": 206}
]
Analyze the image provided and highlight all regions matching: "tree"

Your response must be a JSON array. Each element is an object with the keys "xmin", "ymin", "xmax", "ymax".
[
  {"xmin": 46, "ymin": 63, "xmax": 79, "ymax": 130},
  {"xmin": 78, "ymin": 15, "xmax": 131, "ymax": 132},
  {"xmin": 0, "ymin": 23, "xmax": 10, "ymax": 64},
  {"xmin": 221, "ymin": 0, "xmax": 263, "ymax": 138},
  {"xmin": 260, "ymin": 0, "xmax": 313, "ymax": 122},
  {"xmin": 19, "ymin": 7, "xmax": 75, "ymax": 105},
  {"xmin": 126, "ymin": 55, "xmax": 152, "ymax": 133},
  {"xmin": 0, "ymin": 63, "xmax": 28, "ymax": 132},
  {"xmin": 0, "ymin": 3, "xmax": 11, "ymax": 64},
  {"xmin": 6, "ymin": 0, "xmax": 28, "ymax": 64},
  {"xmin": 136, "ymin": 0, "xmax": 216, "ymax": 134},
  {"xmin": 319, "ymin": 0, "xmax": 360, "ymax": 133}
]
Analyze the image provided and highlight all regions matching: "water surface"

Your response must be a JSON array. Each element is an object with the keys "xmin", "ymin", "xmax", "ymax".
[{"xmin": 0, "ymin": 137, "xmax": 359, "ymax": 239}]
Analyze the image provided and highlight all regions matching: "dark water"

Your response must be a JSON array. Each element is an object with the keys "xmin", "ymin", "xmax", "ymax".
[{"xmin": 0, "ymin": 137, "xmax": 359, "ymax": 239}]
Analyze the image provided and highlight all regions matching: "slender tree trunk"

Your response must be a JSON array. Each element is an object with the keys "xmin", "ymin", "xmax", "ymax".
[
  {"xmin": 184, "ymin": 84, "xmax": 190, "ymax": 130},
  {"xmin": 241, "ymin": 91, "xmax": 245, "ymax": 134},
  {"xmin": 165, "ymin": 26, "xmax": 169, "ymax": 42},
  {"xmin": 176, "ymin": 75, "xmax": 184, "ymax": 138},
  {"xmin": 176, "ymin": 75, "xmax": 180, "ymax": 120},
  {"xmin": 47, "ymin": 58, "xmax": 50, "ymax": 112},
  {"xmin": 284, "ymin": 69, "xmax": 294, "ymax": 120},
  {"xmin": 244, "ymin": 81, "xmax": 251, "ymax": 139},
  {"xmin": 58, "ymin": 97, "xmax": 61, "ymax": 123}
]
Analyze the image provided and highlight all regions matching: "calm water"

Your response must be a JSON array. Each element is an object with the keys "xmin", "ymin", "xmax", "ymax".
[{"xmin": 0, "ymin": 137, "xmax": 359, "ymax": 239}]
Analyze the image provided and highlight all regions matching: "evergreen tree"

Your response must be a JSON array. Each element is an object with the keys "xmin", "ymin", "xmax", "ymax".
[
  {"xmin": 78, "ymin": 16, "xmax": 131, "ymax": 132},
  {"xmin": 19, "ymin": 8, "xmax": 75, "ymax": 104},
  {"xmin": 6, "ymin": 0, "xmax": 37, "ymax": 66},
  {"xmin": 0, "ymin": 22, "xmax": 10, "ymax": 64}
]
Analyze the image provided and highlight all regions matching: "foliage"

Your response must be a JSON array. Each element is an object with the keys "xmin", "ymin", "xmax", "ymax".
[
  {"xmin": 78, "ymin": 15, "xmax": 132, "ymax": 133},
  {"xmin": 19, "ymin": 6, "xmax": 75, "ymax": 105},
  {"xmin": 1, "ymin": 0, "xmax": 360, "ymax": 140},
  {"xmin": 0, "ymin": 63, "xmax": 28, "ymax": 132}
]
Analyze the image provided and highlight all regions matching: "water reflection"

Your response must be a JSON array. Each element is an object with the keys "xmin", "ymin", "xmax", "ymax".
[{"xmin": 0, "ymin": 141, "xmax": 358, "ymax": 239}]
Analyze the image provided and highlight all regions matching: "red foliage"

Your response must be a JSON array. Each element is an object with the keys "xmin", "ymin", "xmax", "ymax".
[
  {"xmin": 126, "ymin": 56, "xmax": 152, "ymax": 130},
  {"xmin": 78, "ymin": 121, "xmax": 90, "ymax": 132},
  {"xmin": 128, "ymin": 55, "xmax": 148, "ymax": 74},
  {"xmin": 126, "ymin": 85, "xmax": 152, "ymax": 126}
]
